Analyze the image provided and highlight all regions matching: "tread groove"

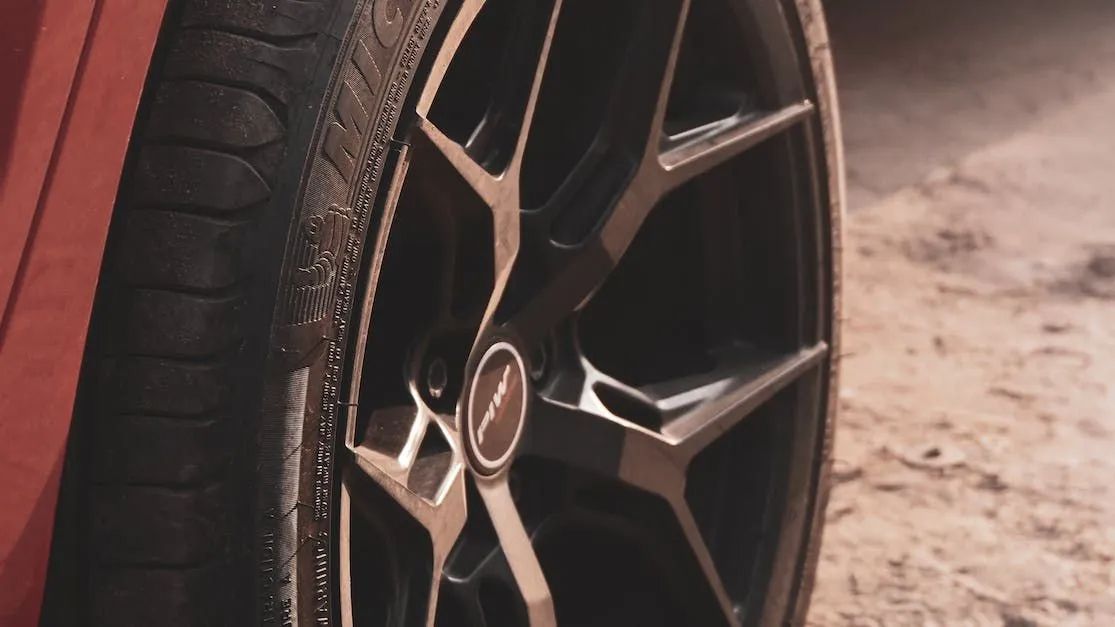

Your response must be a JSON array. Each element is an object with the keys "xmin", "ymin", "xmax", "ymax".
[
  {"xmin": 141, "ymin": 135, "xmax": 285, "ymax": 163},
  {"xmin": 179, "ymin": 24, "xmax": 322, "ymax": 49},
  {"xmin": 109, "ymin": 280, "xmax": 251, "ymax": 299},
  {"xmin": 102, "ymin": 348, "xmax": 242, "ymax": 367}
]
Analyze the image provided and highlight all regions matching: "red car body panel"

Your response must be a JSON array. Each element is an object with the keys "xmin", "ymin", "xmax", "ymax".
[{"xmin": 0, "ymin": 1, "xmax": 167, "ymax": 623}]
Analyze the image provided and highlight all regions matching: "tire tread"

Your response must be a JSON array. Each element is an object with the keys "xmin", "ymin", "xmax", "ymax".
[{"xmin": 75, "ymin": 0, "xmax": 333, "ymax": 621}]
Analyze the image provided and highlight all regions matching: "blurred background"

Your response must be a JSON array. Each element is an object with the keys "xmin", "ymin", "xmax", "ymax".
[{"xmin": 811, "ymin": 0, "xmax": 1115, "ymax": 624}]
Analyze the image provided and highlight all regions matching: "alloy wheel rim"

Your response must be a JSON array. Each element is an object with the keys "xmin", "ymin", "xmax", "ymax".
[{"xmin": 339, "ymin": 0, "xmax": 833, "ymax": 625}]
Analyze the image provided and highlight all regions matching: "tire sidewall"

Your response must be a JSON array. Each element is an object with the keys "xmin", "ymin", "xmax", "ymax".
[{"xmin": 253, "ymin": 1, "xmax": 448, "ymax": 624}]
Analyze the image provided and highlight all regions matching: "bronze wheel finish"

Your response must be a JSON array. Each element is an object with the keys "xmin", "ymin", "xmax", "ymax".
[{"xmin": 338, "ymin": 0, "xmax": 842, "ymax": 625}]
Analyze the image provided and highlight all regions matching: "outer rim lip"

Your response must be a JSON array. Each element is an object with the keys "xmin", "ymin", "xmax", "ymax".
[{"xmin": 464, "ymin": 340, "xmax": 530, "ymax": 475}]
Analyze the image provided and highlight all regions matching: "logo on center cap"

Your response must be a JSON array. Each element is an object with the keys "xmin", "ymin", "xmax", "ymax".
[{"xmin": 466, "ymin": 342, "xmax": 528, "ymax": 473}]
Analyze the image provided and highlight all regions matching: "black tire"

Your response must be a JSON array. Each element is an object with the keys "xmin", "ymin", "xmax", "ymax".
[
  {"xmin": 49, "ymin": 0, "xmax": 451, "ymax": 623},
  {"xmin": 46, "ymin": 0, "xmax": 843, "ymax": 624}
]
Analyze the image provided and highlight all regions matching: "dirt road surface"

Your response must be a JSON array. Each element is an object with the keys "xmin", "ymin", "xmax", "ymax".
[{"xmin": 809, "ymin": 1, "xmax": 1115, "ymax": 625}]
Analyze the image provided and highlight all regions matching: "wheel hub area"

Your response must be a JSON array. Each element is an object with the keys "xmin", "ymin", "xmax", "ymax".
[{"xmin": 464, "ymin": 341, "xmax": 529, "ymax": 475}]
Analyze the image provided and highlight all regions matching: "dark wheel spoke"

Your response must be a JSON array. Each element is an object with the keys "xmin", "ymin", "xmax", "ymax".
[
  {"xmin": 421, "ymin": 560, "xmax": 450, "ymax": 627},
  {"xmin": 412, "ymin": 0, "xmax": 565, "ymax": 354},
  {"xmin": 472, "ymin": 0, "xmax": 564, "ymax": 347},
  {"xmin": 502, "ymin": 244, "xmax": 610, "ymax": 345},
  {"xmin": 524, "ymin": 338, "xmax": 684, "ymax": 498},
  {"xmin": 499, "ymin": 0, "xmax": 692, "ymax": 344},
  {"xmin": 411, "ymin": 112, "xmax": 521, "ymax": 362},
  {"xmin": 416, "ymin": 0, "xmax": 563, "ymax": 158},
  {"xmin": 344, "ymin": 440, "xmax": 468, "ymax": 558},
  {"xmin": 527, "ymin": 342, "xmax": 827, "ymax": 475},
  {"xmin": 671, "ymin": 494, "xmax": 744, "ymax": 627},
  {"xmin": 654, "ymin": 343, "xmax": 829, "ymax": 458},
  {"xmin": 500, "ymin": 1, "xmax": 563, "ymax": 181},
  {"xmin": 606, "ymin": 0, "xmax": 692, "ymax": 158},
  {"xmin": 524, "ymin": 365, "xmax": 742, "ymax": 626},
  {"xmin": 513, "ymin": 3, "xmax": 809, "ymax": 339},
  {"xmin": 437, "ymin": 482, "xmax": 541, "ymax": 627},
  {"xmin": 341, "ymin": 453, "xmax": 467, "ymax": 627},
  {"xmin": 475, "ymin": 477, "xmax": 557, "ymax": 626},
  {"xmin": 543, "ymin": 0, "xmax": 692, "ymax": 271},
  {"xmin": 417, "ymin": 0, "xmax": 488, "ymax": 118},
  {"xmin": 526, "ymin": 388, "xmax": 679, "ymax": 494},
  {"xmin": 658, "ymin": 101, "xmax": 816, "ymax": 193},
  {"xmin": 412, "ymin": 116, "xmax": 505, "ymax": 207}
]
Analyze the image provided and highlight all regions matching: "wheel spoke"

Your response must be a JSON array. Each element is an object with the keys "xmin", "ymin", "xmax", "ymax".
[
  {"xmin": 658, "ymin": 101, "xmax": 816, "ymax": 193},
  {"xmin": 606, "ymin": 0, "xmax": 692, "ymax": 160},
  {"xmin": 434, "ymin": 493, "xmax": 537, "ymax": 627},
  {"xmin": 524, "ymin": 347, "xmax": 684, "ymax": 498},
  {"xmin": 505, "ymin": 0, "xmax": 563, "ymax": 180},
  {"xmin": 341, "ymin": 461, "xmax": 466, "ymax": 627},
  {"xmin": 572, "ymin": 103, "xmax": 813, "ymax": 329},
  {"xmin": 421, "ymin": 556, "xmax": 450, "ymax": 627},
  {"xmin": 527, "ymin": 389, "xmax": 677, "ymax": 490},
  {"xmin": 346, "ymin": 445, "xmax": 468, "ymax": 556},
  {"xmin": 504, "ymin": 241, "xmax": 614, "ymax": 345},
  {"xmin": 526, "ymin": 342, "xmax": 828, "ymax": 490},
  {"xmin": 522, "ymin": 346, "xmax": 814, "ymax": 627},
  {"xmin": 416, "ymin": 0, "xmax": 488, "ymax": 117},
  {"xmin": 525, "ymin": 371, "xmax": 741, "ymax": 625},
  {"xmin": 671, "ymin": 494, "xmax": 743, "ymax": 627},
  {"xmin": 581, "ymin": 0, "xmax": 694, "ymax": 252},
  {"xmin": 643, "ymin": 0, "xmax": 692, "ymax": 156},
  {"xmin": 470, "ymin": 0, "xmax": 563, "ymax": 351},
  {"xmin": 500, "ymin": 1, "xmax": 693, "ymax": 343},
  {"xmin": 412, "ymin": 116, "xmax": 505, "ymax": 207},
  {"xmin": 506, "ymin": 158, "xmax": 661, "ymax": 345},
  {"xmin": 474, "ymin": 196, "xmax": 521, "ymax": 351},
  {"xmin": 345, "ymin": 406, "xmax": 468, "ymax": 556},
  {"xmin": 475, "ymin": 477, "xmax": 557, "ymax": 627},
  {"xmin": 410, "ymin": 111, "xmax": 518, "ymax": 357},
  {"xmin": 655, "ymin": 343, "xmax": 829, "ymax": 458}
]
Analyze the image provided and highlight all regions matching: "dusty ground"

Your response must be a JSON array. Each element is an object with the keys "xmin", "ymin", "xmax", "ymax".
[{"xmin": 810, "ymin": 1, "xmax": 1115, "ymax": 625}]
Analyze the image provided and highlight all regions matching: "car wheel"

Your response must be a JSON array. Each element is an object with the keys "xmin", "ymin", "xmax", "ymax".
[{"xmin": 48, "ymin": 0, "xmax": 843, "ymax": 624}]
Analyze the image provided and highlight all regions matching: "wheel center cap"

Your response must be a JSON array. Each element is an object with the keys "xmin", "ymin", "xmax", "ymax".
[{"xmin": 465, "ymin": 341, "xmax": 529, "ymax": 474}]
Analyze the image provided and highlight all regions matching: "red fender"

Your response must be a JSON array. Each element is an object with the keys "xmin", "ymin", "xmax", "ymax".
[{"xmin": 0, "ymin": 0, "xmax": 168, "ymax": 623}]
